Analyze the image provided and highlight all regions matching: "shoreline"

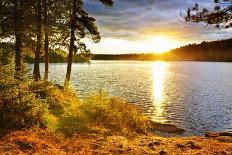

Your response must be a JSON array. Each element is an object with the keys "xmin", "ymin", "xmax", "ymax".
[
  {"xmin": 26, "ymin": 60, "xmax": 232, "ymax": 63},
  {"xmin": 0, "ymin": 128, "xmax": 231, "ymax": 154}
]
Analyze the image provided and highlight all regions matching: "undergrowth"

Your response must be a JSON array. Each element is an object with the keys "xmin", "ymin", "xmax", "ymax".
[{"xmin": 0, "ymin": 58, "xmax": 150, "ymax": 137}]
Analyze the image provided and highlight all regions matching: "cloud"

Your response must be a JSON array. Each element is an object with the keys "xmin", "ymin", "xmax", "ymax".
[{"xmin": 83, "ymin": 0, "xmax": 231, "ymax": 53}]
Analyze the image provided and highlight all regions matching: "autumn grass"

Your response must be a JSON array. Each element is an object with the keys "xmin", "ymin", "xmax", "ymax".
[
  {"xmin": 0, "ymin": 128, "xmax": 231, "ymax": 154},
  {"xmin": 1, "ymin": 62, "xmax": 232, "ymax": 154},
  {"xmin": 4, "ymin": 76, "xmax": 150, "ymax": 137},
  {"xmin": 37, "ymin": 83, "xmax": 150, "ymax": 136}
]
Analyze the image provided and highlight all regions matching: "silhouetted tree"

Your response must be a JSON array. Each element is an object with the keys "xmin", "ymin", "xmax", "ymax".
[
  {"xmin": 14, "ymin": 0, "xmax": 23, "ymax": 72},
  {"xmin": 185, "ymin": 0, "xmax": 232, "ymax": 28},
  {"xmin": 42, "ymin": 0, "xmax": 65, "ymax": 81},
  {"xmin": 33, "ymin": 0, "xmax": 42, "ymax": 81},
  {"xmin": 1, "ymin": 0, "xmax": 113, "ymax": 82},
  {"xmin": 0, "ymin": 0, "xmax": 34, "ymax": 72},
  {"xmin": 43, "ymin": 0, "xmax": 49, "ymax": 81},
  {"xmin": 64, "ymin": 0, "xmax": 113, "ymax": 85}
]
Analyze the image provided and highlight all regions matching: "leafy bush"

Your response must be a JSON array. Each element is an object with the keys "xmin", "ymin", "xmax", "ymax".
[
  {"xmin": 57, "ymin": 91, "xmax": 150, "ymax": 136},
  {"xmin": 85, "ymin": 92, "xmax": 150, "ymax": 134},
  {"xmin": 0, "ymin": 63, "xmax": 48, "ymax": 129},
  {"xmin": 30, "ymin": 82, "xmax": 81, "ymax": 131},
  {"xmin": 0, "ymin": 52, "xmax": 150, "ymax": 135}
]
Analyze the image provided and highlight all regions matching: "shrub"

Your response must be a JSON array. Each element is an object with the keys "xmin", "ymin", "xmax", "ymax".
[
  {"xmin": 0, "ymin": 53, "xmax": 149, "ymax": 135},
  {"xmin": 57, "ymin": 91, "xmax": 150, "ymax": 136},
  {"xmin": 81, "ymin": 91, "xmax": 151, "ymax": 135},
  {"xmin": 0, "ymin": 63, "xmax": 48, "ymax": 129}
]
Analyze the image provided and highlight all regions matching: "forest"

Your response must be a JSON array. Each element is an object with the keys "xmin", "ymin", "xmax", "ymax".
[
  {"xmin": 2, "ymin": 38, "xmax": 231, "ymax": 63},
  {"xmin": 0, "ymin": 0, "xmax": 104, "ymax": 83},
  {"xmin": 92, "ymin": 38, "xmax": 232, "ymax": 61}
]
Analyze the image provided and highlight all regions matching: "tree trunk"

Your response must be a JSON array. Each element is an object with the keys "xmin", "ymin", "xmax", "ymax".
[
  {"xmin": 33, "ymin": 0, "xmax": 42, "ymax": 81},
  {"xmin": 15, "ymin": 34, "xmax": 22, "ymax": 71},
  {"xmin": 43, "ymin": 0, "xmax": 49, "ymax": 81},
  {"xmin": 65, "ymin": 0, "xmax": 76, "ymax": 85},
  {"xmin": 14, "ymin": 0, "xmax": 22, "ymax": 72},
  {"xmin": 65, "ymin": 28, "xmax": 75, "ymax": 85}
]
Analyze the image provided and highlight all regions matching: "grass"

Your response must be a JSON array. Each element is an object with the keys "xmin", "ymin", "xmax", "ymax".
[
  {"xmin": 18, "ymin": 80, "xmax": 151, "ymax": 137},
  {"xmin": 0, "ymin": 129, "xmax": 231, "ymax": 154},
  {"xmin": 0, "ymin": 62, "xmax": 231, "ymax": 154}
]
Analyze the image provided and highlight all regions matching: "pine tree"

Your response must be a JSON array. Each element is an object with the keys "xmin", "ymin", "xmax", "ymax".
[
  {"xmin": 185, "ymin": 0, "xmax": 232, "ymax": 29},
  {"xmin": 43, "ymin": 0, "xmax": 49, "ymax": 81},
  {"xmin": 65, "ymin": 0, "xmax": 113, "ymax": 85}
]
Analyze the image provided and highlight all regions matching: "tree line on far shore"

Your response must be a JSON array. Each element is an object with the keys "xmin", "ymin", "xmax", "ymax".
[
  {"xmin": 92, "ymin": 38, "xmax": 232, "ymax": 62},
  {"xmin": 1, "ymin": 38, "xmax": 231, "ymax": 62}
]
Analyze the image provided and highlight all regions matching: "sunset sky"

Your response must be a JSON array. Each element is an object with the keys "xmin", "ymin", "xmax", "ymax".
[{"xmin": 83, "ymin": 0, "xmax": 231, "ymax": 54}]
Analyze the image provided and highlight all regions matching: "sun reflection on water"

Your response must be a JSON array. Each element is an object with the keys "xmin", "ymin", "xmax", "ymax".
[{"xmin": 151, "ymin": 61, "xmax": 168, "ymax": 123}]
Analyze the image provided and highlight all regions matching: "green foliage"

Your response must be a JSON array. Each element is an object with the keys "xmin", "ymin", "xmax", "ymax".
[
  {"xmin": 27, "ymin": 82, "xmax": 82, "ymax": 133},
  {"xmin": 0, "ymin": 62, "xmax": 48, "ymax": 129},
  {"xmin": 169, "ymin": 38, "xmax": 232, "ymax": 61},
  {"xmin": 0, "ymin": 54, "xmax": 149, "ymax": 136},
  {"xmin": 82, "ymin": 92, "xmax": 150, "ymax": 134},
  {"xmin": 57, "ymin": 91, "xmax": 150, "ymax": 137},
  {"xmin": 0, "ymin": 43, "xmax": 14, "ymax": 65},
  {"xmin": 185, "ymin": 0, "xmax": 232, "ymax": 29}
]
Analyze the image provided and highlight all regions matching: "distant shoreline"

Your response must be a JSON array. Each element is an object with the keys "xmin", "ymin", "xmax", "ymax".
[
  {"xmin": 91, "ymin": 55, "xmax": 232, "ymax": 63},
  {"xmin": 27, "ymin": 59, "xmax": 232, "ymax": 64}
]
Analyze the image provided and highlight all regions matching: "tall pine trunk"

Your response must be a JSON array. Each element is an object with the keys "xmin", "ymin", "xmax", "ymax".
[
  {"xmin": 65, "ymin": 0, "xmax": 76, "ymax": 85},
  {"xmin": 33, "ymin": 0, "xmax": 42, "ymax": 81},
  {"xmin": 14, "ymin": 0, "xmax": 22, "ymax": 72},
  {"xmin": 43, "ymin": 0, "xmax": 49, "ymax": 81}
]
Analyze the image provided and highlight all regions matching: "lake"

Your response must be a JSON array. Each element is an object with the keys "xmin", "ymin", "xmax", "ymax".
[{"xmin": 29, "ymin": 61, "xmax": 232, "ymax": 135}]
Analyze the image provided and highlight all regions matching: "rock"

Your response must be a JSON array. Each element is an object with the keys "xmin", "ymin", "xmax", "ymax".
[
  {"xmin": 115, "ymin": 149, "xmax": 125, "ymax": 154},
  {"xmin": 159, "ymin": 150, "xmax": 168, "ymax": 155},
  {"xmin": 16, "ymin": 140, "xmax": 35, "ymax": 150},
  {"xmin": 150, "ymin": 121, "xmax": 185, "ymax": 133},
  {"xmin": 187, "ymin": 141, "xmax": 201, "ymax": 149},
  {"xmin": 176, "ymin": 143, "xmax": 185, "ymax": 148},
  {"xmin": 220, "ymin": 132, "xmax": 232, "ymax": 137},
  {"xmin": 216, "ymin": 137, "xmax": 232, "ymax": 143},
  {"xmin": 148, "ymin": 141, "xmax": 161, "ymax": 147},
  {"xmin": 118, "ymin": 144, "xmax": 123, "ymax": 148},
  {"xmin": 176, "ymin": 141, "xmax": 201, "ymax": 150},
  {"xmin": 205, "ymin": 132, "xmax": 232, "ymax": 137}
]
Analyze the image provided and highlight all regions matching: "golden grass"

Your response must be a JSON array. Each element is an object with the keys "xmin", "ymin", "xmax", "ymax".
[
  {"xmin": 1, "ymin": 81, "xmax": 231, "ymax": 154},
  {"xmin": 0, "ymin": 129, "xmax": 231, "ymax": 154}
]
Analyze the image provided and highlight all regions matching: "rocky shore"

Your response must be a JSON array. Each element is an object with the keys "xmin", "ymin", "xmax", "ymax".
[{"xmin": 149, "ymin": 121, "xmax": 185, "ymax": 133}]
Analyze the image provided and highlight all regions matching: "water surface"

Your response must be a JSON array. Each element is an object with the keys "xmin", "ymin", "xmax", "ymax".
[{"xmin": 29, "ymin": 61, "xmax": 232, "ymax": 135}]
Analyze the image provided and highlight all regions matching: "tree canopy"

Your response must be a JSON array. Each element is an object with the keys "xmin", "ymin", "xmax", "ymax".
[
  {"xmin": 185, "ymin": 0, "xmax": 232, "ymax": 28},
  {"xmin": 0, "ymin": 0, "xmax": 114, "ymax": 83}
]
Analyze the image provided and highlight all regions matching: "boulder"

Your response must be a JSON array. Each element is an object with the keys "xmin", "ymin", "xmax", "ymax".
[
  {"xmin": 205, "ymin": 131, "xmax": 232, "ymax": 137},
  {"xmin": 149, "ymin": 121, "xmax": 185, "ymax": 133}
]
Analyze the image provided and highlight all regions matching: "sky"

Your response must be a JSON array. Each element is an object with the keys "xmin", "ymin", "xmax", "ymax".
[{"xmin": 83, "ymin": 0, "xmax": 231, "ymax": 54}]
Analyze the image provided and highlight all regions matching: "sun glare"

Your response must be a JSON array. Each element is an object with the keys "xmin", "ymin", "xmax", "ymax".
[
  {"xmin": 145, "ymin": 36, "xmax": 177, "ymax": 53},
  {"xmin": 83, "ymin": 36, "xmax": 179, "ymax": 54},
  {"xmin": 151, "ymin": 61, "xmax": 168, "ymax": 123}
]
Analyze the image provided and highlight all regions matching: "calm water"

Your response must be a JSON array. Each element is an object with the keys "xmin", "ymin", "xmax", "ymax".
[{"xmin": 29, "ymin": 61, "xmax": 232, "ymax": 135}]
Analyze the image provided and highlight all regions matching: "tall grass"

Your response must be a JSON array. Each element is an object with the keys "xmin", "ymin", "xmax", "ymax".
[{"xmin": 0, "ymin": 57, "xmax": 150, "ymax": 136}]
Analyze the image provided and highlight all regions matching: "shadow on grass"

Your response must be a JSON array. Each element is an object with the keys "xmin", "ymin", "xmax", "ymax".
[
  {"xmin": 58, "ymin": 116, "xmax": 89, "ymax": 137},
  {"xmin": 49, "ymin": 104, "xmax": 65, "ymax": 118}
]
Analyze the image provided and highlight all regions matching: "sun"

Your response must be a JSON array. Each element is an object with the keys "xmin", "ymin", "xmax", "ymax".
[{"xmin": 145, "ymin": 36, "xmax": 177, "ymax": 53}]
